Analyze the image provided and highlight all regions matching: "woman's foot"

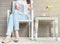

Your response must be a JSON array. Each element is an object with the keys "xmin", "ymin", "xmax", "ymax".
[
  {"xmin": 2, "ymin": 36, "xmax": 11, "ymax": 43},
  {"xmin": 14, "ymin": 38, "xmax": 19, "ymax": 42},
  {"xmin": 14, "ymin": 36, "xmax": 19, "ymax": 42}
]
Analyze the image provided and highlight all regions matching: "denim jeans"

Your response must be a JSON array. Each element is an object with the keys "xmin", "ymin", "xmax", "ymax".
[{"xmin": 6, "ymin": 10, "xmax": 30, "ymax": 36}]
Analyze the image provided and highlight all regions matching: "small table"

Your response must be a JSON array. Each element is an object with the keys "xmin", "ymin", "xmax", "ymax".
[{"xmin": 35, "ymin": 16, "xmax": 58, "ymax": 40}]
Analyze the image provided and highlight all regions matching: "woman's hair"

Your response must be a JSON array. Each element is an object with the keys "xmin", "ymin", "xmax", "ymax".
[
  {"xmin": 26, "ymin": 0, "xmax": 30, "ymax": 4},
  {"xmin": 15, "ymin": 0, "xmax": 30, "ymax": 4}
]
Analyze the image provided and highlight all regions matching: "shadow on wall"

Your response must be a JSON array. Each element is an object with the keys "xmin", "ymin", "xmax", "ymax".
[
  {"xmin": 19, "ymin": 23, "xmax": 29, "ymax": 37},
  {"xmin": 38, "ymin": 21, "xmax": 53, "ymax": 37}
]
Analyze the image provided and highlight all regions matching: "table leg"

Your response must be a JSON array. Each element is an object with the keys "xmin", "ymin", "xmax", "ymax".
[
  {"xmin": 55, "ymin": 19, "xmax": 58, "ymax": 41},
  {"xmin": 51, "ymin": 21, "xmax": 55, "ymax": 39},
  {"xmin": 35, "ymin": 20, "xmax": 39, "ymax": 40}
]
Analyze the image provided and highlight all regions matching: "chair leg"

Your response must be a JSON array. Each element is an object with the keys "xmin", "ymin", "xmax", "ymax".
[
  {"xmin": 29, "ymin": 22, "xmax": 31, "ymax": 37},
  {"xmin": 31, "ymin": 22, "xmax": 34, "ymax": 40}
]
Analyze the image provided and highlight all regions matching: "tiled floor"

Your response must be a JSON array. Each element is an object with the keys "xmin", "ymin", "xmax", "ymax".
[{"xmin": 0, "ymin": 37, "xmax": 60, "ymax": 44}]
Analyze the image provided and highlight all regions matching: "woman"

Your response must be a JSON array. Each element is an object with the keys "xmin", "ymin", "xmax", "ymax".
[{"xmin": 2, "ymin": 0, "xmax": 33, "ymax": 43}]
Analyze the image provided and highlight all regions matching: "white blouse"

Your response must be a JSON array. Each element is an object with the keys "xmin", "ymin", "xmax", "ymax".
[{"xmin": 15, "ymin": 0, "xmax": 29, "ymax": 14}]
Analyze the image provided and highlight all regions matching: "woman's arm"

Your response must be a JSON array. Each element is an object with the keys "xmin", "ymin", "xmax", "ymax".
[
  {"xmin": 28, "ymin": 4, "xmax": 33, "ymax": 11},
  {"xmin": 15, "ymin": 5, "xmax": 21, "ymax": 10}
]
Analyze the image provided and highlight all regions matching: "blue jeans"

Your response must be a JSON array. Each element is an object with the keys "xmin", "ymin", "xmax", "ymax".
[{"xmin": 6, "ymin": 10, "xmax": 30, "ymax": 36}]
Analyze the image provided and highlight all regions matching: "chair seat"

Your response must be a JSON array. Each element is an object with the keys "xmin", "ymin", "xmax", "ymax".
[{"xmin": 19, "ymin": 20, "xmax": 32, "ymax": 23}]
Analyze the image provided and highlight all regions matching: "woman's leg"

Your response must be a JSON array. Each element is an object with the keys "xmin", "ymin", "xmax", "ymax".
[
  {"xmin": 2, "ymin": 14, "xmax": 13, "ymax": 43},
  {"xmin": 13, "ymin": 10, "xmax": 30, "ymax": 41},
  {"xmin": 14, "ymin": 31, "xmax": 20, "ymax": 40},
  {"xmin": 13, "ymin": 10, "xmax": 20, "ymax": 40},
  {"xmin": 6, "ymin": 14, "xmax": 13, "ymax": 36}
]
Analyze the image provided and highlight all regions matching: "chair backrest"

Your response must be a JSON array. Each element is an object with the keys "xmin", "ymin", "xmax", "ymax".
[{"xmin": 12, "ymin": 0, "xmax": 34, "ymax": 20}]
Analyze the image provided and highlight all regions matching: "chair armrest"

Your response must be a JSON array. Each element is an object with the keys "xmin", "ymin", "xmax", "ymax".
[
  {"xmin": 7, "ymin": 10, "xmax": 11, "ymax": 17},
  {"xmin": 7, "ymin": 10, "xmax": 11, "ymax": 23}
]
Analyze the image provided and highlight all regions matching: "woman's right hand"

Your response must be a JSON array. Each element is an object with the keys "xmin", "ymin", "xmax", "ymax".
[{"xmin": 15, "ymin": 5, "xmax": 20, "ymax": 10}]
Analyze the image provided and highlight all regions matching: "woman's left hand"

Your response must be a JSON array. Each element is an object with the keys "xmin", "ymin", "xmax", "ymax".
[{"xmin": 28, "ymin": 4, "xmax": 33, "ymax": 11}]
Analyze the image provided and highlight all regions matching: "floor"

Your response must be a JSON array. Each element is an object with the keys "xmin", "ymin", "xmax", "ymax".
[{"xmin": 0, "ymin": 37, "xmax": 60, "ymax": 44}]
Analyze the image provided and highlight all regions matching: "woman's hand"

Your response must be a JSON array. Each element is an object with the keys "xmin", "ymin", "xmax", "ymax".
[
  {"xmin": 28, "ymin": 4, "xmax": 33, "ymax": 11},
  {"xmin": 15, "ymin": 5, "xmax": 21, "ymax": 10}
]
